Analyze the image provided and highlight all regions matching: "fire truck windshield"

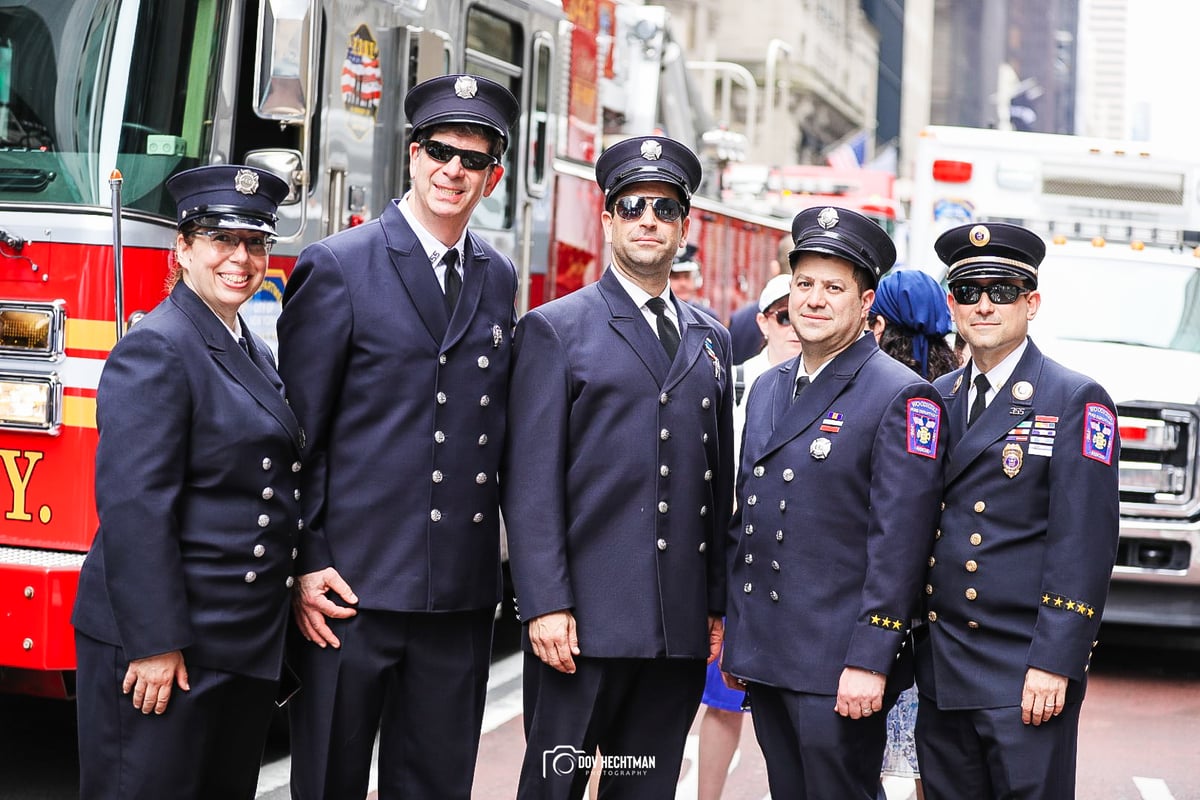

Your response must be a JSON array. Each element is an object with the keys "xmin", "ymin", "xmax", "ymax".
[
  {"xmin": 0, "ymin": 0, "xmax": 223, "ymax": 216},
  {"xmin": 1032, "ymin": 253, "xmax": 1200, "ymax": 353}
]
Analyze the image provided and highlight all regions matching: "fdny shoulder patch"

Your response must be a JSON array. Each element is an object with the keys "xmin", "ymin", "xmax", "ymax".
[
  {"xmin": 1082, "ymin": 403, "xmax": 1116, "ymax": 465},
  {"xmin": 907, "ymin": 397, "xmax": 941, "ymax": 459}
]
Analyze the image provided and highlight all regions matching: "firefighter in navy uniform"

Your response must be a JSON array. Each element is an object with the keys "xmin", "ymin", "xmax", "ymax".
[
  {"xmin": 502, "ymin": 135, "xmax": 734, "ymax": 800},
  {"xmin": 721, "ymin": 206, "xmax": 946, "ymax": 800},
  {"xmin": 913, "ymin": 222, "xmax": 1120, "ymax": 800},
  {"xmin": 276, "ymin": 74, "xmax": 520, "ymax": 800},
  {"xmin": 72, "ymin": 165, "xmax": 301, "ymax": 800}
]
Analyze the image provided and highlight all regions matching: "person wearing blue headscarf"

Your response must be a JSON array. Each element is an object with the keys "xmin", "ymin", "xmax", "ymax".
[
  {"xmin": 867, "ymin": 268, "xmax": 957, "ymax": 800},
  {"xmin": 869, "ymin": 269, "xmax": 958, "ymax": 381}
]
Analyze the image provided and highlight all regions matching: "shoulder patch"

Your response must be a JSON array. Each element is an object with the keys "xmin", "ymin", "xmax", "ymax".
[
  {"xmin": 1082, "ymin": 403, "xmax": 1116, "ymax": 465},
  {"xmin": 907, "ymin": 397, "xmax": 941, "ymax": 459}
]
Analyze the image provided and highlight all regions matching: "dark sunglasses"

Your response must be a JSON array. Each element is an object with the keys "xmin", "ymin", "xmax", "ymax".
[
  {"xmin": 772, "ymin": 310, "xmax": 790, "ymax": 326},
  {"xmin": 950, "ymin": 283, "xmax": 1029, "ymax": 305},
  {"xmin": 420, "ymin": 139, "xmax": 498, "ymax": 171},
  {"xmin": 612, "ymin": 195, "xmax": 685, "ymax": 223}
]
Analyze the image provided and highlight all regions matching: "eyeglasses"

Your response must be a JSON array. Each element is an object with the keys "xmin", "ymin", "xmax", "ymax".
[
  {"xmin": 772, "ymin": 310, "xmax": 790, "ymax": 326},
  {"xmin": 194, "ymin": 229, "xmax": 275, "ymax": 257},
  {"xmin": 950, "ymin": 283, "xmax": 1029, "ymax": 305},
  {"xmin": 612, "ymin": 195, "xmax": 685, "ymax": 223},
  {"xmin": 420, "ymin": 139, "xmax": 499, "ymax": 171}
]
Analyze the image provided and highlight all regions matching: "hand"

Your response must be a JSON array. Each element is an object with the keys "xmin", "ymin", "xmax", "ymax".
[
  {"xmin": 1021, "ymin": 667, "xmax": 1068, "ymax": 726},
  {"xmin": 123, "ymin": 650, "xmax": 189, "ymax": 715},
  {"xmin": 528, "ymin": 610, "xmax": 580, "ymax": 674},
  {"xmin": 292, "ymin": 567, "xmax": 358, "ymax": 648},
  {"xmin": 721, "ymin": 669, "xmax": 748, "ymax": 692},
  {"xmin": 834, "ymin": 666, "xmax": 886, "ymax": 719},
  {"xmin": 707, "ymin": 616, "xmax": 725, "ymax": 665}
]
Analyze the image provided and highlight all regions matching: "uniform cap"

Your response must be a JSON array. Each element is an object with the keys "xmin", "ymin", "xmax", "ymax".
[
  {"xmin": 166, "ymin": 165, "xmax": 289, "ymax": 234},
  {"xmin": 595, "ymin": 135, "xmax": 703, "ymax": 211},
  {"xmin": 404, "ymin": 74, "xmax": 519, "ymax": 148},
  {"xmin": 788, "ymin": 206, "xmax": 896, "ymax": 288},
  {"xmin": 935, "ymin": 222, "xmax": 1046, "ymax": 288},
  {"xmin": 671, "ymin": 243, "xmax": 701, "ymax": 273},
  {"xmin": 758, "ymin": 274, "xmax": 793, "ymax": 312}
]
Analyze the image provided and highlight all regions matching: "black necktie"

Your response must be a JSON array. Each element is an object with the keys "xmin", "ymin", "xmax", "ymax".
[
  {"xmin": 443, "ymin": 249, "xmax": 461, "ymax": 315},
  {"xmin": 237, "ymin": 336, "xmax": 251, "ymax": 357},
  {"xmin": 645, "ymin": 297, "xmax": 680, "ymax": 361},
  {"xmin": 967, "ymin": 373, "xmax": 990, "ymax": 427},
  {"xmin": 794, "ymin": 375, "xmax": 810, "ymax": 402}
]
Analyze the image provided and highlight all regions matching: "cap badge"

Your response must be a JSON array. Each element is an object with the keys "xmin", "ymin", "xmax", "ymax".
[
  {"xmin": 1011, "ymin": 380, "xmax": 1034, "ymax": 400},
  {"xmin": 969, "ymin": 225, "xmax": 991, "ymax": 247},
  {"xmin": 640, "ymin": 140, "xmax": 663, "ymax": 160},
  {"xmin": 454, "ymin": 75, "xmax": 478, "ymax": 99},
  {"xmin": 234, "ymin": 169, "xmax": 260, "ymax": 196},
  {"xmin": 817, "ymin": 207, "xmax": 840, "ymax": 229}
]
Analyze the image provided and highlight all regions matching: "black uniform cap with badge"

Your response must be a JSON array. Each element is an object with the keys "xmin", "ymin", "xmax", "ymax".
[
  {"xmin": 166, "ymin": 165, "xmax": 290, "ymax": 234},
  {"xmin": 788, "ymin": 206, "xmax": 897, "ymax": 289},
  {"xmin": 594, "ymin": 135, "xmax": 703, "ymax": 215},
  {"xmin": 404, "ymin": 74, "xmax": 520, "ymax": 153},
  {"xmin": 935, "ymin": 221, "xmax": 1046, "ymax": 290}
]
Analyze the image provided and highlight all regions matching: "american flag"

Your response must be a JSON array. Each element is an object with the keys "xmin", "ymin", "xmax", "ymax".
[{"xmin": 825, "ymin": 130, "xmax": 868, "ymax": 170}]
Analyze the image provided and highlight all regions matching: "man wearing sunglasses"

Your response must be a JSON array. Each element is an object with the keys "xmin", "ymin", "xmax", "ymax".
[
  {"xmin": 277, "ymin": 74, "xmax": 519, "ymax": 800},
  {"xmin": 503, "ymin": 135, "xmax": 734, "ymax": 799},
  {"xmin": 914, "ymin": 222, "xmax": 1120, "ymax": 800},
  {"xmin": 720, "ymin": 206, "xmax": 945, "ymax": 799}
]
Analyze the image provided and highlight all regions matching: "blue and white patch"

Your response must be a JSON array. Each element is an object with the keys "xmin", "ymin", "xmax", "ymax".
[
  {"xmin": 1083, "ymin": 403, "xmax": 1116, "ymax": 464},
  {"xmin": 907, "ymin": 398, "xmax": 941, "ymax": 459}
]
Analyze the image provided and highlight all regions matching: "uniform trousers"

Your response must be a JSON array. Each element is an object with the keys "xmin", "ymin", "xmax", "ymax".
[
  {"xmin": 747, "ymin": 681, "xmax": 894, "ymax": 800},
  {"xmin": 915, "ymin": 695, "xmax": 1081, "ymax": 800},
  {"xmin": 518, "ymin": 653, "xmax": 706, "ymax": 800},
  {"xmin": 75, "ymin": 631, "xmax": 277, "ymax": 800},
  {"xmin": 287, "ymin": 606, "xmax": 494, "ymax": 800}
]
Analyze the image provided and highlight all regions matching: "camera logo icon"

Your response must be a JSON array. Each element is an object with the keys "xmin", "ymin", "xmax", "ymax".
[{"xmin": 542, "ymin": 745, "xmax": 588, "ymax": 778}]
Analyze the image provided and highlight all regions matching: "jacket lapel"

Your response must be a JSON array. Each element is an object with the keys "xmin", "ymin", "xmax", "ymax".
[
  {"xmin": 666, "ymin": 302, "xmax": 720, "ymax": 392},
  {"xmin": 380, "ymin": 201, "xmax": 449, "ymax": 344},
  {"xmin": 761, "ymin": 334, "xmax": 876, "ymax": 458},
  {"xmin": 599, "ymin": 268, "xmax": 672, "ymax": 384},
  {"xmin": 945, "ymin": 340, "xmax": 1043, "ymax": 485},
  {"xmin": 172, "ymin": 284, "xmax": 302, "ymax": 453}
]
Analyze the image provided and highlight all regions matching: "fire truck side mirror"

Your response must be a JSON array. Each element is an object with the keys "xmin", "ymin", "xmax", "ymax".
[
  {"xmin": 245, "ymin": 149, "xmax": 304, "ymax": 207},
  {"xmin": 253, "ymin": 0, "xmax": 313, "ymax": 122}
]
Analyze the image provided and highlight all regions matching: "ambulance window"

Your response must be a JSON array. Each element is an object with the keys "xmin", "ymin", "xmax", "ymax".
[
  {"xmin": 465, "ymin": 6, "xmax": 522, "ymax": 231},
  {"xmin": 527, "ymin": 34, "xmax": 552, "ymax": 195}
]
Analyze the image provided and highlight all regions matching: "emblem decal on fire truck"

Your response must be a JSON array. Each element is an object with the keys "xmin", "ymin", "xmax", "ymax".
[
  {"xmin": 640, "ymin": 140, "xmax": 662, "ymax": 160},
  {"xmin": 234, "ymin": 169, "xmax": 259, "ymax": 195},
  {"xmin": 342, "ymin": 24, "xmax": 381, "ymax": 138},
  {"xmin": 455, "ymin": 76, "xmax": 479, "ymax": 99}
]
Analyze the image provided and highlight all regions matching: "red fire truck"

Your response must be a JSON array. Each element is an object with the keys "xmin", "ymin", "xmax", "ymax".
[{"xmin": 0, "ymin": 0, "xmax": 787, "ymax": 697}]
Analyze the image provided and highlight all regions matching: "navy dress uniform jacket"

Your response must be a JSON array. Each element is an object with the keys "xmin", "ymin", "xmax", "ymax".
[
  {"xmin": 277, "ymin": 200, "xmax": 517, "ymax": 612},
  {"xmin": 502, "ymin": 267, "xmax": 734, "ymax": 659},
  {"xmin": 723, "ymin": 334, "xmax": 946, "ymax": 693},
  {"xmin": 917, "ymin": 338, "xmax": 1120, "ymax": 709},
  {"xmin": 72, "ymin": 282, "xmax": 304, "ymax": 681}
]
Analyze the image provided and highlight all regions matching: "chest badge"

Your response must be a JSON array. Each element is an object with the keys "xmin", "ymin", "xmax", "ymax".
[
  {"xmin": 810, "ymin": 437, "xmax": 832, "ymax": 460},
  {"xmin": 492, "ymin": 324, "xmax": 504, "ymax": 349},
  {"xmin": 1002, "ymin": 442, "xmax": 1023, "ymax": 478},
  {"xmin": 1011, "ymin": 380, "xmax": 1034, "ymax": 400}
]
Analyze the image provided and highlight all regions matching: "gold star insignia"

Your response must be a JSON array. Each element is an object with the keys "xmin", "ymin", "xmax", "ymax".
[
  {"xmin": 892, "ymin": 619, "xmax": 903, "ymax": 630},
  {"xmin": 1054, "ymin": 597, "xmax": 1064, "ymax": 607},
  {"xmin": 1042, "ymin": 594, "xmax": 1051, "ymax": 604},
  {"xmin": 1066, "ymin": 600, "xmax": 1076, "ymax": 610},
  {"xmin": 1087, "ymin": 608, "xmax": 1095, "ymax": 618}
]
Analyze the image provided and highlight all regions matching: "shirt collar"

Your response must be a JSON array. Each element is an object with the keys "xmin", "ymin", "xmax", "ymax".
[
  {"xmin": 972, "ymin": 337, "xmax": 1029, "ymax": 394},
  {"xmin": 608, "ymin": 264, "xmax": 676, "ymax": 320},
  {"xmin": 397, "ymin": 194, "xmax": 467, "ymax": 266}
]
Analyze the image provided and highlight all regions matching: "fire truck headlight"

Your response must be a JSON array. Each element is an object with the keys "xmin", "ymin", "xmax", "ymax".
[
  {"xmin": 0, "ymin": 307, "xmax": 55, "ymax": 353},
  {"xmin": 0, "ymin": 377, "xmax": 56, "ymax": 429}
]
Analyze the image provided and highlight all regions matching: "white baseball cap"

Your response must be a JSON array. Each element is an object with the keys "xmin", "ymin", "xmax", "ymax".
[{"xmin": 758, "ymin": 274, "xmax": 792, "ymax": 312}]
